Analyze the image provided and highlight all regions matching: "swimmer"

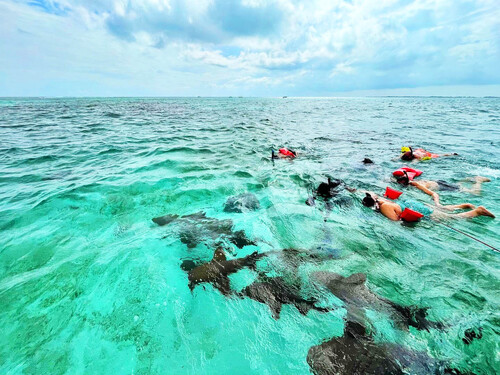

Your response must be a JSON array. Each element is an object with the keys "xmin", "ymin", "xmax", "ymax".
[
  {"xmin": 397, "ymin": 174, "xmax": 491, "ymax": 198},
  {"xmin": 401, "ymin": 146, "xmax": 457, "ymax": 161},
  {"xmin": 272, "ymin": 148, "xmax": 297, "ymax": 159},
  {"xmin": 306, "ymin": 177, "xmax": 356, "ymax": 206},
  {"xmin": 361, "ymin": 192, "xmax": 495, "ymax": 221}
]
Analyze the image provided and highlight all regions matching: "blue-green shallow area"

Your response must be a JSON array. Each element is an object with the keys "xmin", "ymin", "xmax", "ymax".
[{"xmin": 0, "ymin": 97, "xmax": 499, "ymax": 374}]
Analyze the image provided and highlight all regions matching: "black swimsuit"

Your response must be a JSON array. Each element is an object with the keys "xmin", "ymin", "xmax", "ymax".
[{"xmin": 436, "ymin": 180, "xmax": 460, "ymax": 191}]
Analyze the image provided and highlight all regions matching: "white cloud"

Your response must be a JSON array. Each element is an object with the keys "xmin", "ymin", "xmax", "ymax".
[{"xmin": 1, "ymin": 0, "xmax": 499, "ymax": 96}]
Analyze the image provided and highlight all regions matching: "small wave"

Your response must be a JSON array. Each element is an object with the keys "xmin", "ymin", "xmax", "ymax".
[
  {"xmin": 234, "ymin": 171, "xmax": 253, "ymax": 178},
  {"xmin": 97, "ymin": 148, "xmax": 123, "ymax": 156},
  {"xmin": 104, "ymin": 112, "xmax": 121, "ymax": 118},
  {"xmin": 163, "ymin": 146, "xmax": 215, "ymax": 155},
  {"xmin": 23, "ymin": 154, "xmax": 58, "ymax": 165}
]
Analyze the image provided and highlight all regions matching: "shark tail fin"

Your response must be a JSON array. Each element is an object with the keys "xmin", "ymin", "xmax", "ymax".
[{"xmin": 213, "ymin": 247, "xmax": 227, "ymax": 262}]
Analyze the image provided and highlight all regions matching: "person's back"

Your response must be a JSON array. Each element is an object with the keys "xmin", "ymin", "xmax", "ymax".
[
  {"xmin": 378, "ymin": 200, "xmax": 402, "ymax": 221},
  {"xmin": 362, "ymin": 193, "xmax": 402, "ymax": 221}
]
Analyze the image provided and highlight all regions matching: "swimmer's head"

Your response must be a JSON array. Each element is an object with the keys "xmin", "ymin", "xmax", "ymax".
[
  {"xmin": 397, "ymin": 171, "xmax": 410, "ymax": 185},
  {"xmin": 401, "ymin": 151, "xmax": 414, "ymax": 161},
  {"xmin": 327, "ymin": 177, "xmax": 341, "ymax": 188},
  {"xmin": 362, "ymin": 193, "xmax": 376, "ymax": 207}
]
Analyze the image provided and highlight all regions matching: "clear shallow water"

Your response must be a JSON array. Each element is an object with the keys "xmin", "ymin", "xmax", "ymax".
[{"xmin": 0, "ymin": 97, "xmax": 499, "ymax": 374}]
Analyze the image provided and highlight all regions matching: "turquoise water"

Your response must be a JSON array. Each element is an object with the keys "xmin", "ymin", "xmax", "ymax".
[{"xmin": 0, "ymin": 97, "xmax": 499, "ymax": 374}]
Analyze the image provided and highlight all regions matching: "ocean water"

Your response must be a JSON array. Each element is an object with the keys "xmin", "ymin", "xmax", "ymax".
[{"xmin": 0, "ymin": 97, "xmax": 499, "ymax": 374}]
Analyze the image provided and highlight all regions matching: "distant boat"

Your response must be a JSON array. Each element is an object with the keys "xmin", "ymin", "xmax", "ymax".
[{"xmin": 282, "ymin": 96, "xmax": 288, "ymax": 98}]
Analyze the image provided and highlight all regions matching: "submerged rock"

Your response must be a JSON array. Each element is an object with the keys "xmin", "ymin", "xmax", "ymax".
[{"xmin": 224, "ymin": 193, "xmax": 260, "ymax": 213}]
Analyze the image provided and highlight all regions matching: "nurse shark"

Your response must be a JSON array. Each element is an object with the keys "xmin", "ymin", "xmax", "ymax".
[
  {"xmin": 311, "ymin": 271, "xmax": 443, "ymax": 332},
  {"xmin": 152, "ymin": 211, "xmax": 256, "ymax": 249}
]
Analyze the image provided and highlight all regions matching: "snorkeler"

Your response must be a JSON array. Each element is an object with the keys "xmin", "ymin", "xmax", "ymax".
[
  {"xmin": 306, "ymin": 177, "xmax": 356, "ymax": 206},
  {"xmin": 400, "ymin": 146, "xmax": 457, "ymax": 161},
  {"xmin": 272, "ymin": 148, "xmax": 297, "ymax": 159},
  {"xmin": 361, "ymin": 192, "xmax": 495, "ymax": 221},
  {"xmin": 396, "ymin": 173, "xmax": 491, "ymax": 197}
]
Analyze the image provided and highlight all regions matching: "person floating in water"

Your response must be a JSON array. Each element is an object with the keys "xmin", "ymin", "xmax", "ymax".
[
  {"xmin": 396, "ymin": 174, "xmax": 491, "ymax": 200},
  {"xmin": 306, "ymin": 177, "xmax": 356, "ymax": 206},
  {"xmin": 400, "ymin": 146, "xmax": 457, "ymax": 161},
  {"xmin": 272, "ymin": 148, "xmax": 297, "ymax": 159},
  {"xmin": 361, "ymin": 192, "xmax": 495, "ymax": 221}
]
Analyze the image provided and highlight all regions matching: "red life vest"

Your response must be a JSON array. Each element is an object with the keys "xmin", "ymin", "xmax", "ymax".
[
  {"xmin": 393, "ymin": 166, "xmax": 423, "ymax": 181},
  {"xmin": 279, "ymin": 148, "xmax": 296, "ymax": 157},
  {"xmin": 384, "ymin": 187, "xmax": 403, "ymax": 200},
  {"xmin": 400, "ymin": 208, "xmax": 424, "ymax": 222}
]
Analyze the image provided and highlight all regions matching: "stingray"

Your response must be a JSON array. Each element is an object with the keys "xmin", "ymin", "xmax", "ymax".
[
  {"xmin": 240, "ymin": 276, "xmax": 332, "ymax": 319},
  {"xmin": 311, "ymin": 272, "xmax": 443, "ymax": 331},
  {"xmin": 186, "ymin": 247, "xmax": 266, "ymax": 295},
  {"xmin": 307, "ymin": 321, "xmax": 472, "ymax": 375},
  {"xmin": 152, "ymin": 211, "xmax": 256, "ymax": 249},
  {"xmin": 223, "ymin": 193, "xmax": 260, "ymax": 213}
]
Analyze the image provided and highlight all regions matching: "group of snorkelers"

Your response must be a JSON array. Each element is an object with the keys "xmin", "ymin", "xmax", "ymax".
[
  {"xmin": 275, "ymin": 146, "xmax": 495, "ymax": 221},
  {"xmin": 361, "ymin": 146, "xmax": 494, "ymax": 221}
]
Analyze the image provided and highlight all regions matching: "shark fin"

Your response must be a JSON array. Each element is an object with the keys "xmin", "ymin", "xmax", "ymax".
[{"xmin": 213, "ymin": 247, "xmax": 227, "ymax": 262}]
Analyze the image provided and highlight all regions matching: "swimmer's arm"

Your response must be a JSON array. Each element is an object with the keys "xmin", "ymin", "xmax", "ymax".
[
  {"xmin": 411, "ymin": 181, "xmax": 441, "ymax": 206},
  {"xmin": 342, "ymin": 181, "xmax": 356, "ymax": 192},
  {"xmin": 410, "ymin": 181, "xmax": 435, "ymax": 196},
  {"xmin": 379, "ymin": 204, "xmax": 400, "ymax": 221}
]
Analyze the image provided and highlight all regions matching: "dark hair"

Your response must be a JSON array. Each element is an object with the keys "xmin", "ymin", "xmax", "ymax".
[
  {"xmin": 401, "ymin": 151, "xmax": 414, "ymax": 161},
  {"xmin": 362, "ymin": 193, "xmax": 376, "ymax": 207},
  {"xmin": 397, "ymin": 171, "xmax": 410, "ymax": 185},
  {"xmin": 327, "ymin": 177, "xmax": 341, "ymax": 188}
]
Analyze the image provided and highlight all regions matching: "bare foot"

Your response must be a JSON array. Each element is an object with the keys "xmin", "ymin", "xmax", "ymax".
[
  {"xmin": 477, "ymin": 206, "xmax": 495, "ymax": 218},
  {"xmin": 474, "ymin": 176, "xmax": 491, "ymax": 183},
  {"xmin": 463, "ymin": 203, "xmax": 476, "ymax": 209}
]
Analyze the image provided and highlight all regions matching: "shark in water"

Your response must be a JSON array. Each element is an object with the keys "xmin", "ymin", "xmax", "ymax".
[
  {"xmin": 307, "ymin": 320, "xmax": 473, "ymax": 375},
  {"xmin": 311, "ymin": 271, "xmax": 443, "ymax": 332},
  {"xmin": 240, "ymin": 276, "xmax": 332, "ymax": 319},
  {"xmin": 185, "ymin": 247, "xmax": 266, "ymax": 296},
  {"xmin": 152, "ymin": 211, "xmax": 257, "ymax": 249}
]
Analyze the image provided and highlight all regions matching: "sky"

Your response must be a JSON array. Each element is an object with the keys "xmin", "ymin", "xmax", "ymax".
[{"xmin": 1, "ymin": 0, "xmax": 499, "ymax": 97}]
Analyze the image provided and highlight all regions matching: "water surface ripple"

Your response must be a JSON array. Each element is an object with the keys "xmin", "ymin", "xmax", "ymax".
[{"xmin": 0, "ymin": 97, "xmax": 499, "ymax": 374}]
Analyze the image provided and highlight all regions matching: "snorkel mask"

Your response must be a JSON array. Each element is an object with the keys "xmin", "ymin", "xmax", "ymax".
[{"xmin": 397, "ymin": 171, "xmax": 410, "ymax": 185}]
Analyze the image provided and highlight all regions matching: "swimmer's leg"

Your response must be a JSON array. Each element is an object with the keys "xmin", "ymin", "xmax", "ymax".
[
  {"xmin": 433, "ymin": 206, "xmax": 495, "ymax": 219},
  {"xmin": 459, "ymin": 176, "xmax": 491, "ymax": 195},
  {"xmin": 439, "ymin": 203, "xmax": 476, "ymax": 211}
]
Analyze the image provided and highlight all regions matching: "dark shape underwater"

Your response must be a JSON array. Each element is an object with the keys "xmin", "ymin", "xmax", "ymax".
[
  {"xmin": 185, "ymin": 247, "xmax": 266, "ymax": 295},
  {"xmin": 311, "ymin": 272, "xmax": 443, "ymax": 331},
  {"xmin": 152, "ymin": 211, "xmax": 256, "ymax": 249},
  {"xmin": 223, "ymin": 193, "xmax": 260, "ymax": 213},
  {"xmin": 307, "ymin": 321, "xmax": 473, "ymax": 375},
  {"xmin": 240, "ymin": 276, "xmax": 332, "ymax": 319}
]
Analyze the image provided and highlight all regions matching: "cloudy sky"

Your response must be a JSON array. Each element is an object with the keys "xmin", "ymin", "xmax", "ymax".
[{"xmin": 1, "ymin": 0, "xmax": 499, "ymax": 96}]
